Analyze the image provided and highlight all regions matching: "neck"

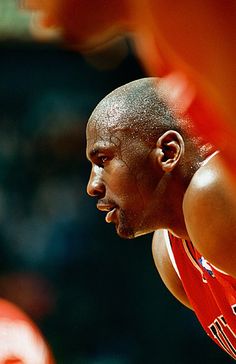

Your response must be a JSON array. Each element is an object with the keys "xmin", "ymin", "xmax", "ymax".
[
  {"xmin": 162, "ymin": 164, "xmax": 196, "ymax": 239},
  {"xmin": 161, "ymin": 143, "xmax": 214, "ymax": 239}
]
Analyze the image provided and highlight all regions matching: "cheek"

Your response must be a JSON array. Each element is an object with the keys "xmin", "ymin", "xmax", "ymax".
[
  {"xmin": 118, "ymin": 180, "xmax": 146, "ymax": 209},
  {"xmin": 106, "ymin": 157, "xmax": 153, "ymax": 204},
  {"xmin": 106, "ymin": 167, "xmax": 139, "ymax": 201}
]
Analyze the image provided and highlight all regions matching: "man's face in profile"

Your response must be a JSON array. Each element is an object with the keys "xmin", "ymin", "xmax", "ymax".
[{"xmin": 86, "ymin": 119, "xmax": 164, "ymax": 239}]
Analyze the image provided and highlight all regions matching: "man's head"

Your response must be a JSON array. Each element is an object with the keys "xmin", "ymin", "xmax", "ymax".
[{"xmin": 86, "ymin": 78, "xmax": 209, "ymax": 239}]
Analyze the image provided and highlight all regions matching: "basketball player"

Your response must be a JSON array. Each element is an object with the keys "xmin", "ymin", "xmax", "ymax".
[
  {"xmin": 22, "ymin": 0, "xmax": 236, "ymax": 170},
  {"xmin": 86, "ymin": 78, "xmax": 236, "ymax": 359}
]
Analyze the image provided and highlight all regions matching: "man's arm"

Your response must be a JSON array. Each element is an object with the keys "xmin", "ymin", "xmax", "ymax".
[
  {"xmin": 152, "ymin": 230, "xmax": 192, "ymax": 309},
  {"xmin": 183, "ymin": 153, "xmax": 236, "ymax": 278}
]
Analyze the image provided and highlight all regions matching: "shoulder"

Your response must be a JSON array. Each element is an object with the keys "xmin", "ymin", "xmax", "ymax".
[
  {"xmin": 183, "ymin": 152, "xmax": 236, "ymax": 277},
  {"xmin": 185, "ymin": 152, "xmax": 222, "ymax": 194},
  {"xmin": 183, "ymin": 152, "xmax": 222, "ymax": 218},
  {"xmin": 152, "ymin": 230, "xmax": 192, "ymax": 309}
]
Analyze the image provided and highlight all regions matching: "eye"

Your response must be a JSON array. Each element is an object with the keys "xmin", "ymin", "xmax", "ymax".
[{"xmin": 97, "ymin": 155, "xmax": 109, "ymax": 167}]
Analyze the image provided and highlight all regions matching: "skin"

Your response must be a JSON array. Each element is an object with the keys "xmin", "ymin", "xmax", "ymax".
[
  {"xmin": 23, "ymin": 0, "xmax": 236, "ymax": 172},
  {"xmin": 86, "ymin": 78, "xmax": 236, "ymax": 310}
]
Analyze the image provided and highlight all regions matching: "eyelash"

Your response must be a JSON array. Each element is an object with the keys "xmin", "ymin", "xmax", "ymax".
[{"xmin": 97, "ymin": 156, "xmax": 109, "ymax": 167}]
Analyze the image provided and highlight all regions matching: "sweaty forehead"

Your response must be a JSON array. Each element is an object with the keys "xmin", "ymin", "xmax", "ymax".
[
  {"xmin": 87, "ymin": 94, "xmax": 128, "ymax": 132},
  {"xmin": 86, "ymin": 77, "xmax": 171, "ymax": 150},
  {"xmin": 86, "ymin": 100, "xmax": 125, "ymax": 156}
]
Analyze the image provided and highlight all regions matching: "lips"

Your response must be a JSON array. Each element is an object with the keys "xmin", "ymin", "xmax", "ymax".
[
  {"xmin": 105, "ymin": 207, "xmax": 117, "ymax": 223},
  {"xmin": 96, "ymin": 203, "xmax": 117, "ymax": 223}
]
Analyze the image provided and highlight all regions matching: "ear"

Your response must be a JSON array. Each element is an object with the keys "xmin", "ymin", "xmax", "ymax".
[{"xmin": 155, "ymin": 130, "xmax": 185, "ymax": 172}]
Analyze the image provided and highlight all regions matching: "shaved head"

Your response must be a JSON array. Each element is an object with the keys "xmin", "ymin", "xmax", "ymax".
[
  {"xmin": 87, "ymin": 77, "xmax": 194, "ymax": 147},
  {"xmin": 86, "ymin": 77, "xmax": 213, "ymax": 239}
]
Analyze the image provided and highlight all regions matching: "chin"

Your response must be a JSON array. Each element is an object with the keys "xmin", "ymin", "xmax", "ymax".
[
  {"xmin": 116, "ymin": 224, "xmax": 136, "ymax": 240},
  {"xmin": 115, "ymin": 217, "xmax": 152, "ymax": 239},
  {"xmin": 115, "ymin": 210, "xmax": 139, "ymax": 239}
]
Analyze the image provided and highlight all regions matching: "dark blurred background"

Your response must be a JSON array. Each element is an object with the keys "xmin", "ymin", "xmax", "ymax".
[{"xmin": 0, "ymin": 2, "xmax": 234, "ymax": 363}]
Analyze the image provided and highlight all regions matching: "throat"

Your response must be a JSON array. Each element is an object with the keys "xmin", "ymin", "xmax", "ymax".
[
  {"xmin": 167, "ymin": 209, "xmax": 190, "ymax": 240},
  {"xmin": 168, "ymin": 227, "xmax": 190, "ymax": 240}
]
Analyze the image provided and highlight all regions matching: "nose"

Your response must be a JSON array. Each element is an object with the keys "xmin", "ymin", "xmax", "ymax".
[{"xmin": 87, "ymin": 165, "xmax": 105, "ymax": 197}]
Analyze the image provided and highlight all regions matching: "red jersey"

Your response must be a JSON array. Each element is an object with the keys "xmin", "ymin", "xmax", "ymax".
[{"xmin": 165, "ymin": 230, "xmax": 236, "ymax": 359}]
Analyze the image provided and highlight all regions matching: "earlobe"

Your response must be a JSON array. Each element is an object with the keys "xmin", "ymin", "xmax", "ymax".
[{"xmin": 156, "ymin": 130, "xmax": 185, "ymax": 172}]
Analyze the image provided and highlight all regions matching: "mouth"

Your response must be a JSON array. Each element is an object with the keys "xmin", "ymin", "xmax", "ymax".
[
  {"xmin": 105, "ymin": 207, "xmax": 117, "ymax": 223},
  {"xmin": 96, "ymin": 203, "xmax": 117, "ymax": 223}
]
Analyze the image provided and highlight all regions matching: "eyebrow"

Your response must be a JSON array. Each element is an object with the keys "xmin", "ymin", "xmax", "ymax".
[
  {"xmin": 89, "ymin": 148, "xmax": 100, "ymax": 158},
  {"xmin": 87, "ymin": 142, "xmax": 114, "ymax": 160},
  {"xmin": 88, "ymin": 146, "xmax": 108, "ymax": 160}
]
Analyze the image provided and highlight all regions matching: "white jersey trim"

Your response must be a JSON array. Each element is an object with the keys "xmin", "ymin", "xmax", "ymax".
[
  {"xmin": 164, "ymin": 229, "xmax": 229, "ymax": 282},
  {"xmin": 211, "ymin": 263, "xmax": 229, "ymax": 276},
  {"xmin": 164, "ymin": 151, "xmax": 229, "ymax": 279},
  {"xmin": 163, "ymin": 229, "xmax": 181, "ymax": 279}
]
